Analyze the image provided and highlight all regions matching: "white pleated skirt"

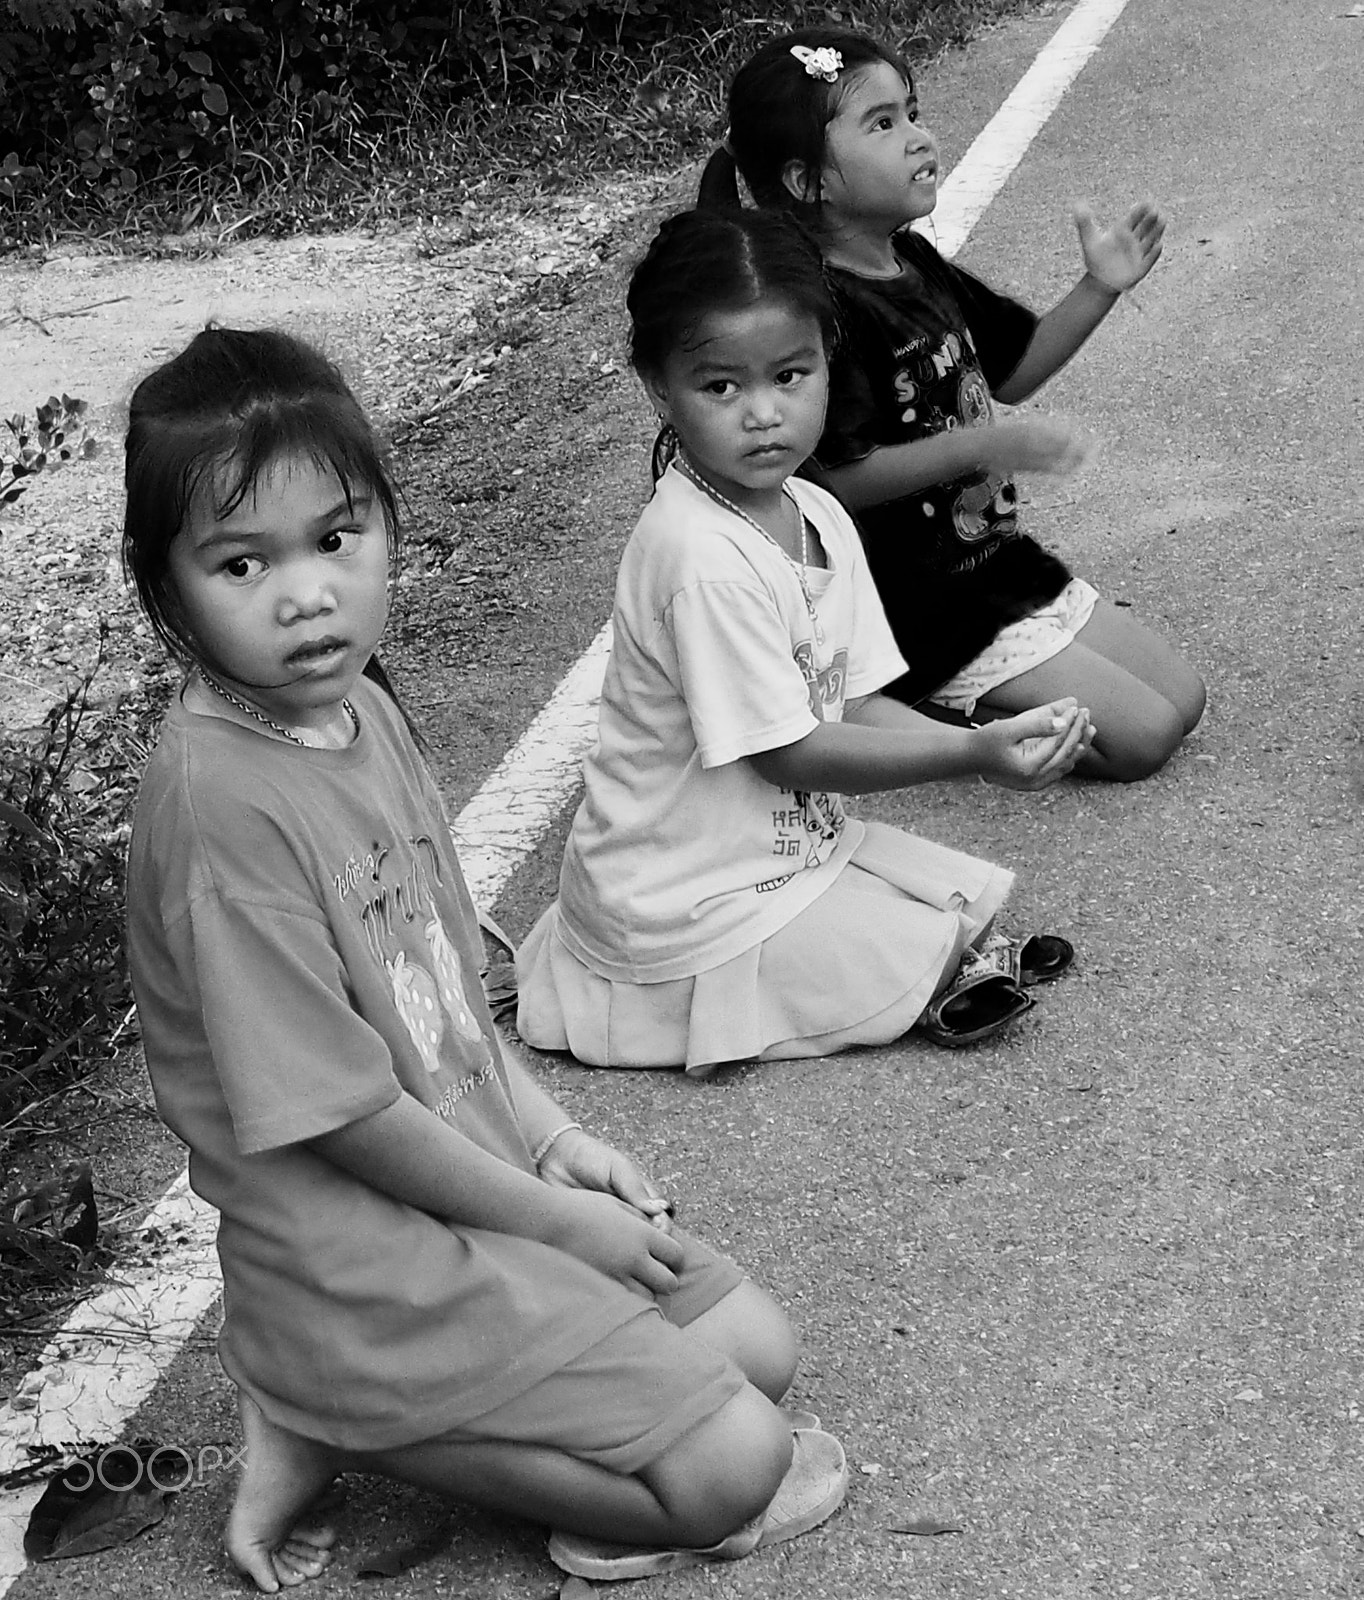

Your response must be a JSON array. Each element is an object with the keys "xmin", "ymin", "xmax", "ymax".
[{"xmin": 516, "ymin": 820, "xmax": 1013, "ymax": 1076}]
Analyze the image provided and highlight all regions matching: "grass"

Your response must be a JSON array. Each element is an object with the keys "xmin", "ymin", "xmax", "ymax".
[{"xmin": 0, "ymin": 0, "xmax": 1038, "ymax": 254}]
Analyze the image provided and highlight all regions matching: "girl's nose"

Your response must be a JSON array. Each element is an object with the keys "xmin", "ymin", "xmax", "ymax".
[
  {"xmin": 278, "ymin": 569, "xmax": 337, "ymax": 621},
  {"xmin": 746, "ymin": 390, "xmax": 782, "ymax": 428}
]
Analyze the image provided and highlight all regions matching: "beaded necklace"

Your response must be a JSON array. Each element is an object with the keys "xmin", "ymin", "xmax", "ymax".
[
  {"xmin": 676, "ymin": 457, "xmax": 825, "ymax": 646},
  {"xmin": 199, "ymin": 671, "xmax": 357, "ymax": 748}
]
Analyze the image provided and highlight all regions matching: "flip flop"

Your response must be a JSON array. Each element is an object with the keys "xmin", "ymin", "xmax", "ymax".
[
  {"xmin": 961, "ymin": 932, "xmax": 1074, "ymax": 988},
  {"xmin": 916, "ymin": 968, "xmax": 1034, "ymax": 1048},
  {"xmin": 547, "ymin": 1427, "xmax": 848, "ymax": 1581}
]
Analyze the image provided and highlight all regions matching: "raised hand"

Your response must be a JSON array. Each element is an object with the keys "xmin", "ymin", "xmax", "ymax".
[
  {"xmin": 980, "ymin": 415, "xmax": 1098, "ymax": 478},
  {"xmin": 542, "ymin": 1185, "xmax": 685, "ymax": 1296},
  {"xmin": 1073, "ymin": 199, "xmax": 1165, "ymax": 293},
  {"xmin": 976, "ymin": 699, "xmax": 1095, "ymax": 790}
]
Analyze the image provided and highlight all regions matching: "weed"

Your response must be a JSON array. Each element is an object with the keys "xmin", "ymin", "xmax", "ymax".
[
  {"xmin": 0, "ymin": 396, "xmax": 98, "ymax": 532},
  {"xmin": 0, "ymin": 634, "xmax": 170, "ymax": 1156},
  {"xmin": 1, "ymin": 0, "xmax": 1039, "ymax": 252}
]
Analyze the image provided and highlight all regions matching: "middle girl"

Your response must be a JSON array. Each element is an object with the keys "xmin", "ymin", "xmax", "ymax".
[{"xmin": 517, "ymin": 209, "xmax": 1091, "ymax": 1074}]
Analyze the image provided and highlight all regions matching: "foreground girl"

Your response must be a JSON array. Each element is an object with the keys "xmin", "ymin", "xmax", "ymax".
[
  {"xmin": 700, "ymin": 29, "xmax": 1205, "ymax": 780},
  {"xmin": 122, "ymin": 327, "xmax": 846, "ymax": 1589},
  {"xmin": 516, "ymin": 209, "xmax": 1091, "ymax": 1075}
]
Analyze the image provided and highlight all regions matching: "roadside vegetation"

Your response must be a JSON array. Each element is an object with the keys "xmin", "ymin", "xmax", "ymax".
[
  {"xmin": 0, "ymin": 0, "xmax": 1033, "ymax": 249},
  {"xmin": 0, "ymin": 0, "xmax": 1036, "ymax": 1361}
]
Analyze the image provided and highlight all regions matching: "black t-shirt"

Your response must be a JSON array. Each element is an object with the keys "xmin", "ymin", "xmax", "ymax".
[{"xmin": 817, "ymin": 232, "xmax": 1071, "ymax": 703}]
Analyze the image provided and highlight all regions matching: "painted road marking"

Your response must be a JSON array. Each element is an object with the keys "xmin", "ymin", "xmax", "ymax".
[
  {"xmin": 926, "ymin": 0, "xmax": 1135, "ymax": 259},
  {"xmin": 452, "ymin": 621, "xmax": 613, "ymax": 904},
  {"xmin": 0, "ymin": 0, "xmax": 1132, "ymax": 1581}
]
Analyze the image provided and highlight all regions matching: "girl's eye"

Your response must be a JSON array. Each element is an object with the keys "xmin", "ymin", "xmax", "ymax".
[
  {"xmin": 221, "ymin": 554, "xmax": 264, "ymax": 581},
  {"xmin": 319, "ymin": 526, "xmax": 362, "ymax": 554},
  {"xmin": 873, "ymin": 115, "xmax": 894, "ymax": 132},
  {"xmin": 704, "ymin": 379, "xmax": 736, "ymax": 397},
  {"xmin": 908, "ymin": 103, "xmax": 920, "ymax": 124},
  {"xmin": 775, "ymin": 368, "xmax": 806, "ymax": 387}
]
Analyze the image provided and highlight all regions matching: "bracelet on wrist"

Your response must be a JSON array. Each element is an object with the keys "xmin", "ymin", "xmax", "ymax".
[{"xmin": 531, "ymin": 1121, "xmax": 582, "ymax": 1168}]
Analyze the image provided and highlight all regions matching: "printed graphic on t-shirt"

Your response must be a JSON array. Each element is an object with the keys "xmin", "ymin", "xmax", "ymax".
[
  {"xmin": 334, "ymin": 834, "xmax": 494, "ymax": 1082},
  {"xmin": 756, "ymin": 637, "xmax": 848, "ymax": 891},
  {"xmin": 793, "ymin": 641, "xmax": 848, "ymax": 717},
  {"xmin": 891, "ymin": 329, "xmax": 1017, "ymax": 561}
]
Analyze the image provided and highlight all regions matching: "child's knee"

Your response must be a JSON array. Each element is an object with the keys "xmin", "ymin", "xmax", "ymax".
[
  {"xmin": 750, "ymin": 1311, "xmax": 799, "ymax": 1402},
  {"xmin": 1179, "ymin": 672, "xmax": 1208, "ymax": 734},
  {"xmin": 652, "ymin": 1388, "xmax": 792, "ymax": 1546},
  {"xmin": 1098, "ymin": 697, "xmax": 1188, "ymax": 781},
  {"xmin": 705, "ymin": 1279, "xmax": 799, "ymax": 1401}
]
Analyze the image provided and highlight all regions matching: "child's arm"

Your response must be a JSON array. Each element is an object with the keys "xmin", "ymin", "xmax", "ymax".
[
  {"xmin": 748, "ymin": 695, "xmax": 1093, "ymax": 795},
  {"xmin": 500, "ymin": 1040, "xmax": 673, "ymax": 1230},
  {"xmin": 822, "ymin": 415, "xmax": 1092, "ymax": 510},
  {"xmin": 993, "ymin": 200, "xmax": 1165, "ymax": 404},
  {"xmin": 309, "ymin": 1092, "xmax": 683, "ymax": 1293}
]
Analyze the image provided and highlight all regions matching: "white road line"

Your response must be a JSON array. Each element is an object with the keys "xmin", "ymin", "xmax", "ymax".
[
  {"xmin": 926, "ymin": 0, "xmax": 1132, "ymax": 259},
  {"xmin": 0, "ymin": 0, "xmax": 1132, "ymax": 1582},
  {"xmin": 452, "ymin": 621, "xmax": 612, "ymax": 906}
]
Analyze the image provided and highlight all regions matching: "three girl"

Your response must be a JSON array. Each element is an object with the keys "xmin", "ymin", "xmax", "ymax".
[
  {"xmin": 123, "ymin": 26, "xmax": 1209, "ymax": 1582},
  {"xmin": 122, "ymin": 328, "xmax": 847, "ymax": 1590},
  {"xmin": 515, "ymin": 208, "xmax": 1090, "ymax": 1075},
  {"xmin": 700, "ymin": 28, "xmax": 1205, "ymax": 782}
]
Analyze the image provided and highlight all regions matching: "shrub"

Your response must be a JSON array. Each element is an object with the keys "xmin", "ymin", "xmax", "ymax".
[
  {"xmin": 0, "ymin": 639, "xmax": 165, "ymax": 1139},
  {"xmin": 0, "ymin": 0, "xmax": 722, "ymax": 201},
  {"xmin": 1, "ymin": 397, "xmax": 98, "ymax": 532}
]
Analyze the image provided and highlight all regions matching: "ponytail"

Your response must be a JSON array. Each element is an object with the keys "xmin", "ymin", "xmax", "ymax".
[{"xmin": 696, "ymin": 147, "xmax": 744, "ymax": 213}]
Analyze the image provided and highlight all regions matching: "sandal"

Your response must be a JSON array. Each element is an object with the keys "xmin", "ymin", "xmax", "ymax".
[
  {"xmin": 476, "ymin": 907, "xmax": 518, "ymax": 1023},
  {"xmin": 961, "ymin": 931, "xmax": 1074, "ymax": 988},
  {"xmin": 547, "ymin": 1428, "xmax": 848, "ymax": 1580},
  {"xmin": 916, "ymin": 968, "xmax": 1034, "ymax": 1048}
]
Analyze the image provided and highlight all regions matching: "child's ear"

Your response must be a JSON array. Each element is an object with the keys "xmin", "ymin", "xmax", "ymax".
[
  {"xmin": 782, "ymin": 159, "xmax": 820, "ymax": 205},
  {"xmin": 640, "ymin": 369, "xmax": 670, "ymax": 422}
]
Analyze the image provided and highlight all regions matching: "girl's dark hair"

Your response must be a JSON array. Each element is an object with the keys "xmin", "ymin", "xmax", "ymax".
[
  {"xmin": 122, "ymin": 326, "xmax": 409, "ymax": 714},
  {"xmin": 627, "ymin": 207, "xmax": 839, "ymax": 478},
  {"xmin": 697, "ymin": 27, "xmax": 911, "ymax": 218}
]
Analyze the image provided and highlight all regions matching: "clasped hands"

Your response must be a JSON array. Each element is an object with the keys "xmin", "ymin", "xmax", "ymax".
[{"xmin": 537, "ymin": 1126, "xmax": 682, "ymax": 1297}]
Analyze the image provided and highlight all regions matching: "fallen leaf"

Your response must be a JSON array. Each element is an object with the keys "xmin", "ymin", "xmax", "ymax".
[
  {"xmin": 355, "ymin": 1518, "xmax": 455, "ymax": 1578},
  {"xmin": 1234, "ymin": 1388, "xmax": 1263, "ymax": 1402},
  {"xmin": 560, "ymin": 1579, "xmax": 600, "ymax": 1599},
  {"xmin": 24, "ymin": 1441, "xmax": 189, "ymax": 1561},
  {"xmin": 888, "ymin": 1518, "xmax": 963, "ymax": 1537},
  {"xmin": 858, "ymin": 1462, "xmax": 882, "ymax": 1476}
]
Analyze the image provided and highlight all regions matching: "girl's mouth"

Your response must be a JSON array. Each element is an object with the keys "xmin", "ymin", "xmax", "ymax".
[
  {"xmin": 287, "ymin": 638, "xmax": 347, "ymax": 668},
  {"xmin": 912, "ymin": 163, "xmax": 937, "ymax": 183}
]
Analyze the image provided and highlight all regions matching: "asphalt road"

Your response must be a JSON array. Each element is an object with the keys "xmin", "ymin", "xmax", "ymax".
[{"xmin": 10, "ymin": 0, "xmax": 1363, "ymax": 1596}]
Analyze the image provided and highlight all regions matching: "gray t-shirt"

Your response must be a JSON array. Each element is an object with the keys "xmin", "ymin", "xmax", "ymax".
[{"xmin": 127, "ymin": 679, "xmax": 641, "ymax": 1449}]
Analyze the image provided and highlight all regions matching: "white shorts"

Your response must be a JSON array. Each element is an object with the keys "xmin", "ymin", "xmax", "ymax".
[{"xmin": 931, "ymin": 578, "xmax": 1100, "ymax": 716}]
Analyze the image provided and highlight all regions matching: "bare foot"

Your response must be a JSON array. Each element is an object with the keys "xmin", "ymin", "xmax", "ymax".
[{"xmin": 225, "ymin": 1389, "xmax": 344, "ymax": 1592}]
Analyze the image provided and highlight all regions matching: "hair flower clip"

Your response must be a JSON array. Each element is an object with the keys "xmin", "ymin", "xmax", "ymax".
[{"xmin": 790, "ymin": 44, "xmax": 843, "ymax": 83}]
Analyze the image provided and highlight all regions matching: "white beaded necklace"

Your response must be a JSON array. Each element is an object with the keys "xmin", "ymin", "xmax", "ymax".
[
  {"xmin": 200, "ymin": 671, "xmax": 357, "ymax": 748},
  {"xmin": 676, "ymin": 457, "xmax": 824, "ymax": 645}
]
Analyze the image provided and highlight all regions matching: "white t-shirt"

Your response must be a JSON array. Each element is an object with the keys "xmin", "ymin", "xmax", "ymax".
[{"xmin": 556, "ymin": 467, "xmax": 907, "ymax": 982}]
